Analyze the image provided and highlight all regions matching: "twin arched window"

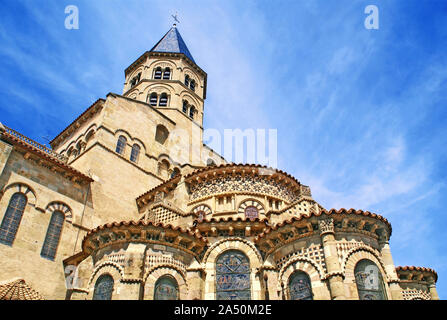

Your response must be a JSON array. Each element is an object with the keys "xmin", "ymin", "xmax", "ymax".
[
  {"xmin": 0, "ymin": 193, "xmax": 27, "ymax": 246},
  {"xmin": 216, "ymin": 250, "xmax": 251, "ymax": 300},
  {"xmin": 182, "ymin": 100, "xmax": 195, "ymax": 119},
  {"xmin": 154, "ymin": 67, "xmax": 171, "ymax": 80},
  {"xmin": 355, "ymin": 259, "xmax": 387, "ymax": 300},
  {"xmin": 148, "ymin": 93, "xmax": 169, "ymax": 107},
  {"xmin": 184, "ymin": 75, "xmax": 196, "ymax": 91},
  {"xmin": 116, "ymin": 136, "xmax": 141, "ymax": 163},
  {"xmin": 41, "ymin": 211, "xmax": 64, "ymax": 260},
  {"xmin": 93, "ymin": 274, "xmax": 114, "ymax": 300},
  {"xmin": 154, "ymin": 276, "xmax": 179, "ymax": 300}
]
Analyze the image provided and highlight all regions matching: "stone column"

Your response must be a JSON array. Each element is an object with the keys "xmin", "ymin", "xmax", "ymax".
[
  {"xmin": 378, "ymin": 237, "xmax": 404, "ymax": 300},
  {"xmin": 319, "ymin": 218, "xmax": 346, "ymax": 300},
  {"xmin": 428, "ymin": 276, "xmax": 440, "ymax": 300}
]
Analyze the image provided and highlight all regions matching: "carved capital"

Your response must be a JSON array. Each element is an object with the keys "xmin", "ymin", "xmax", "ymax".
[{"xmin": 319, "ymin": 218, "xmax": 334, "ymax": 236}]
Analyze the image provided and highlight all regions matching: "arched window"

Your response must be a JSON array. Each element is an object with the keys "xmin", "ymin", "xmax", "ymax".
[
  {"xmin": 170, "ymin": 167, "xmax": 180, "ymax": 179},
  {"xmin": 355, "ymin": 259, "xmax": 387, "ymax": 300},
  {"xmin": 0, "ymin": 193, "xmax": 27, "ymax": 246},
  {"xmin": 288, "ymin": 271, "xmax": 313, "ymax": 300},
  {"xmin": 154, "ymin": 67, "xmax": 162, "ymax": 79},
  {"xmin": 216, "ymin": 250, "xmax": 251, "ymax": 300},
  {"xmin": 206, "ymin": 159, "xmax": 216, "ymax": 166},
  {"xmin": 182, "ymin": 100, "xmax": 188, "ymax": 114},
  {"xmin": 154, "ymin": 276, "xmax": 179, "ymax": 300},
  {"xmin": 189, "ymin": 106, "xmax": 195, "ymax": 119},
  {"xmin": 155, "ymin": 125, "xmax": 169, "ymax": 145},
  {"xmin": 130, "ymin": 73, "xmax": 141, "ymax": 88},
  {"xmin": 159, "ymin": 93, "xmax": 168, "ymax": 107},
  {"xmin": 149, "ymin": 93, "xmax": 158, "ymax": 106},
  {"xmin": 115, "ymin": 136, "xmax": 127, "ymax": 155},
  {"xmin": 40, "ymin": 211, "xmax": 64, "ymax": 260},
  {"xmin": 163, "ymin": 67, "xmax": 171, "ymax": 80},
  {"xmin": 184, "ymin": 75, "xmax": 190, "ymax": 87},
  {"xmin": 93, "ymin": 274, "xmax": 114, "ymax": 300},
  {"xmin": 190, "ymin": 80, "xmax": 196, "ymax": 91},
  {"xmin": 130, "ymin": 144, "xmax": 140, "ymax": 163}
]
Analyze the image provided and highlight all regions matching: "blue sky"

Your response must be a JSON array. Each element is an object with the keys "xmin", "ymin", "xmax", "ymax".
[{"xmin": 1, "ymin": 0, "xmax": 446, "ymax": 298}]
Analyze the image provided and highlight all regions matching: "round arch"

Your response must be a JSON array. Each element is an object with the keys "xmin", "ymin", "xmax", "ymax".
[
  {"xmin": 143, "ymin": 266, "xmax": 187, "ymax": 300},
  {"xmin": 202, "ymin": 238, "xmax": 263, "ymax": 300},
  {"xmin": 343, "ymin": 248, "xmax": 392, "ymax": 300}
]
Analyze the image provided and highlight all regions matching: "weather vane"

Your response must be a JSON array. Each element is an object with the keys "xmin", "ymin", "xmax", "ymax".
[{"xmin": 171, "ymin": 12, "xmax": 180, "ymax": 26}]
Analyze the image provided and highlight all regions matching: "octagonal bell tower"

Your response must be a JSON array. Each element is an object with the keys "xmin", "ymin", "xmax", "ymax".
[{"xmin": 122, "ymin": 24, "xmax": 207, "ymax": 128}]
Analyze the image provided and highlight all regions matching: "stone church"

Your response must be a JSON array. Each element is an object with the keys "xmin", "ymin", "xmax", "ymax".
[{"xmin": 0, "ymin": 25, "xmax": 439, "ymax": 300}]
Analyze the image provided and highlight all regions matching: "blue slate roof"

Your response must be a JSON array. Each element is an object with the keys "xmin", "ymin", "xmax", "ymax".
[{"xmin": 150, "ymin": 26, "xmax": 196, "ymax": 63}]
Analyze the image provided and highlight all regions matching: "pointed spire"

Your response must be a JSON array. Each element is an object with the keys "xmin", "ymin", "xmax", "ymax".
[{"xmin": 150, "ymin": 26, "xmax": 196, "ymax": 63}]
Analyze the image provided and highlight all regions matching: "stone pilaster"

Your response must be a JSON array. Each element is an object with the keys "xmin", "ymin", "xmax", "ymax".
[
  {"xmin": 117, "ymin": 280, "xmax": 143, "ymax": 300},
  {"xmin": 428, "ymin": 276, "xmax": 440, "ymax": 300},
  {"xmin": 379, "ymin": 238, "xmax": 404, "ymax": 300},
  {"xmin": 319, "ymin": 218, "xmax": 346, "ymax": 300},
  {"xmin": 186, "ymin": 270, "xmax": 203, "ymax": 299}
]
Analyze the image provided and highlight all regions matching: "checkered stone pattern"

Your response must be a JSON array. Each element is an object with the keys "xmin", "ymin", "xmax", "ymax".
[
  {"xmin": 402, "ymin": 289, "xmax": 431, "ymax": 300},
  {"xmin": 276, "ymin": 244, "xmax": 326, "ymax": 274},
  {"xmin": 147, "ymin": 207, "xmax": 180, "ymax": 224}
]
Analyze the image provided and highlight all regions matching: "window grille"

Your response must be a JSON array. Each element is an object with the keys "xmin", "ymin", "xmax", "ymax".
[
  {"xmin": 216, "ymin": 250, "xmax": 251, "ymax": 300},
  {"xmin": 130, "ymin": 144, "xmax": 140, "ymax": 163},
  {"xmin": 116, "ymin": 136, "xmax": 127, "ymax": 154},
  {"xmin": 93, "ymin": 274, "xmax": 114, "ymax": 300},
  {"xmin": 0, "ymin": 193, "xmax": 27, "ymax": 246},
  {"xmin": 41, "ymin": 211, "xmax": 64, "ymax": 260}
]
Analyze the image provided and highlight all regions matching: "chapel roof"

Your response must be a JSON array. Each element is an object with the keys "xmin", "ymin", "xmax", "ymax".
[
  {"xmin": 150, "ymin": 26, "xmax": 196, "ymax": 63},
  {"xmin": 0, "ymin": 278, "xmax": 44, "ymax": 300}
]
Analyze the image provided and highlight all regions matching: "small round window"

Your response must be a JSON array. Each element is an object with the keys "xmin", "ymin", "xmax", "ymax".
[{"xmin": 244, "ymin": 206, "xmax": 258, "ymax": 220}]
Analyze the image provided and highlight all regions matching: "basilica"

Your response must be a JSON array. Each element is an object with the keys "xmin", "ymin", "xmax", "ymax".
[{"xmin": 0, "ymin": 25, "xmax": 439, "ymax": 300}]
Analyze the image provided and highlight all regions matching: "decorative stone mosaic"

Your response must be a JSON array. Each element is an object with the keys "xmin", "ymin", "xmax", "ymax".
[{"xmin": 189, "ymin": 174, "xmax": 300, "ymax": 203}]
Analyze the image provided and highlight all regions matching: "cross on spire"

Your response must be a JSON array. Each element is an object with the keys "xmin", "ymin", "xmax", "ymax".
[{"xmin": 171, "ymin": 12, "xmax": 180, "ymax": 26}]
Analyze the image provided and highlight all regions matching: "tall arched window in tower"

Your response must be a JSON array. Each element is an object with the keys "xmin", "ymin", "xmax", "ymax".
[
  {"xmin": 149, "ymin": 93, "xmax": 158, "ymax": 106},
  {"xmin": 41, "ymin": 210, "xmax": 65, "ymax": 260},
  {"xmin": 184, "ymin": 75, "xmax": 190, "ymax": 87},
  {"xmin": 154, "ymin": 67, "xmax": 162, "ymax": 79},
  {"xmin": 190, "ymin": 79, "xmax": 196, "ymax": 91},
  {"xmin": 93, "ymin": 274, "xmax": 114, "ymax": 300},
  {"xmin": 182, "ymin": 100, "xmax": 188, "ymax": 114},
  {"xmin": 154, "ymin": 275, "xmax": 179, "ymax": 300},
  {"xmin": 216, "ymin": 250, "xmax": 251, "ymax": 300},
  {"xmin": 189, "ymin": 106, "xmax": 195, "ymax": 119},
  {"xmin": 159, "ymin": 93, "xmax": 168, "ymax": 107},
  {"xmin": 355, "ymin": 259, "xmax": 387, "ymax": 300},
  {"xmin": 0, "ymin": 193, "xmax": 27, "ymax": 246},
  {"xmin": 288, "ymin": 271, "xmax": 313, "ymax": 300},
  {"xmin": 115, "ymin": 136, "xmax": 127, "ymax": 155},
  {"xmin": 130, "ymin": 144, "xmax": 140, "ymax": 163},
  {"xmin": 163, "ymin": 67, "xmax": 171, "ymax": 80}
]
